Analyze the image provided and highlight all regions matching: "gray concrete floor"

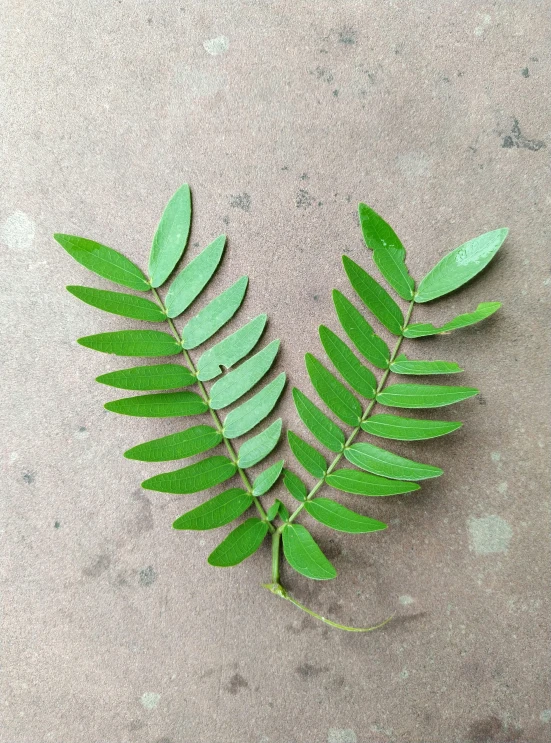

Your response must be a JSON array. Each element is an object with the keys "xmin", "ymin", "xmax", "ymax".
[{"xmin": 1, "ymin": 2, "xmax": 549, "ymax": 742}]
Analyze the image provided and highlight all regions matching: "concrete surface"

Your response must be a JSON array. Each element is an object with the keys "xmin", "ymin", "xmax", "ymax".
[{"xmin": 1, "ymin": 2, "xmax": 549, "ymax": 742}]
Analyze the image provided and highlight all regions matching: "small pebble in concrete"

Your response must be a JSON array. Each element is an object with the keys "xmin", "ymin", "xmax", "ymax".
[
  {"xmin": 467, "ymin": 515, "xmax": 512, "ymax": 555},
  {"xmin": 203, "ymin": 36, "xmax": 229, "ymax": 55},
  {"xmin": 327, "ymin": 730, "xmax": 357, "ymax": 743},
  {"xmin": 140, "ymin": 692, "xmax": 161, "ymax": 710},
  {"xmin": 540, "ymin": 710, "xmax": 551, "ymax": 723},
  {"xmin": 1, "ymin": 211, "xmax": 35, "ymax": 251},
  {"xmin": 399, "ymin": 595, "xmax": 414, "ymax": 605}
]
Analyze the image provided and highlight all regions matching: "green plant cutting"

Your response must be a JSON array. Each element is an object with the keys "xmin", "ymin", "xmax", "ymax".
[{"xmin": 56, "ymin": 185, "xmax": 507, "ymax": 631}]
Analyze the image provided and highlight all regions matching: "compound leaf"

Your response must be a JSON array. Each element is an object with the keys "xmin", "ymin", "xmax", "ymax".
[
  {"xmin": 305, "ymin": 353, "xmax": 362, "ymax": 427},
  {"xmin": 333, "ymin": 290, "xmax": 390, "ymax": 370},
  {"xmin": 288, "ymin": 430, "xmax": 327, "ymax": 478},
  {"xmin": 362, "ymin": 414, "xmax": 462, "ymax": 441},
  {"xmin": 342, "ymin": 256, "xmax": 404, "ymax": 335},
  {"xmin": 182, "ymin": 276, "xmax": 248, "ymax": 350},
  {"xmin": 54, "ymin": 234, "xmax": 150, "ymax": 291},
  {"xmin": 165, "ymin": 235, "xmax": 225, "ymax": 318},
  {"xmin": 345, "ymin": 442, "xmax": 443, "ymax": 481},
  {"xmin": 66, "ymin": 286, "xmax": 165, "ymax": 322},
  {"xmin": 237, "ymin": 418, "xmax": 282, "ymax": 468},
  {"xmin": 326, "ymin": 469, "xmax": 420, "ymax": 496},
  {"xmin": 223, "ymin": 373, "xmax": 286, "ymax": 439},
  {"xmin": 149, "ymin": 184, "xmax": 191, "ymax": 288},
  {"xmin": 377, "ymin": 384, "xmax": 478, "ymax": 408},
  {"xmin": 305, "ymin": 497, "xmax": 387, "ymax": 533},
  {"xmin": 292, "ymin": 388, "xmax": 345, "ymax": 453},
  {"xmin": 209, "ymin": 340, "xmax": 280, "ymax": 410},
  {"xmin": 173, "ymin": 488, "xmax": 252, "ymax": 530},
  {"xmin": 196, "ymin": 314, "xmax": 267, "ymax": 382},
  {"xmin": 282, "ymin": 523, "xmax": 336, "ymax": 580},
  {"xmin": 390, "ymin": 355, "xmax": 463, "ymax": 375},
  {"xmin": 283, "ymin": 469, "xmax": 308, "ymax": 502},
  {"xmin": 78, "ymin": 330, "xmax": 181, "ymax": 357},
  {"xmin": 252, "ymin": 460, "xmax": 284, "ymax": 496},
  {"xmin": 404, "ymin": 302, "xmax": 501, "ymax": 338},
  {"xmin": 319, "ymin": 326, "xmax": 377, "ymax": 399},
  {"xmin": 142, "ymin": 455, "xmax": 237, "ymax": 494},
  {"xmin": 208, "ymin": 518, "xmax": 269, "ymax": 567},
  {"xmin": 415, "ymin": 228, "xmax": 508, "ymax": 303},
  {"xmin": 97, "ymin": 364, "xmax": 195, "ymax": 391},
  {"xmin": 104, "ymin": 391, "xmax": 207, "ymax": 417},
  {"xmin": 124, "ymin": 425, "xmax": 222, "ymax": 462}
]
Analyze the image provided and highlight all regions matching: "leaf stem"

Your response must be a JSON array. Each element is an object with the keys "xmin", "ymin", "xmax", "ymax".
[{"xmin": 149, "ymin": 287, "xmax": 275, "ymax": 533}]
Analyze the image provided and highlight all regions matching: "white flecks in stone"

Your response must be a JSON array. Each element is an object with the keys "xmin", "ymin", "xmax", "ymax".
[
  {"xmin": 497, "ymin": 482, "xmax": 508, "ymax": 494},
  {"xmin": 491, "ymin": 451, "xmax": 501, "ymax": 463},
  {"xmin": 10, "ymin": 452, "xmax": 19, "ymax": 463},
  {"xmin": 467, "ymin": 515, "xmax": 513, "ymax": 555},
  {"xmin": 140, "ymin": 692, "xmax": 161, "ymax": 710},
  {"xmin": 1, "ymin": 211, "xmax": 36, "ymax": 251},
  {"xmin": 399, "ymin": 594, "xmax": 414, "ymax": 606},
  {"xmin": 327, "ymin": 730, "xmax": 357, "ymax": 743},
  {"xmin": 540, "ymin": 710, "xmax": 551, "ymax": 723},
  {"xmin": 474, "ymin": 14, "xmax": 491, "ymax": 35},
  {"xmin": 203, "ymin": 35, "xmax": 229, "ymax": 55}
]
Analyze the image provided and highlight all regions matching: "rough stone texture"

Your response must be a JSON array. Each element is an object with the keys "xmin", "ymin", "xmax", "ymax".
[{"xmin": 1, "ymin": 2, "xmax": 549, "ymax": 742}]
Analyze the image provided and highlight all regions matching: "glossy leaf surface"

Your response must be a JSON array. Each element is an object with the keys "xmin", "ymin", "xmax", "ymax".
[
  {"xmin": 148, "ymin": 184, "xmax": 191, "ymax": 288},
  {"xmin": 358, "ymin": 203, "xmax": 414, "ymax": 300},
  {"xmin": 104, "ymin": 391, "xmax": 207, "ymax": 417},
  {"xmin": 415, "ymin": 228, "xmax": 508, "ymax": 303},
  {"xmin": 326, "ymin": 469, "xmax": 420, "ymax": 496},
  {"xmin": 173, "ymin": 488, "xmax": 252, "ymax": 530},
  {"xmin": 55, "ymin": 234, "xmax": 150, "ymax": 291},
  {"xmin": 78, "ymin": 330, "xmax": 181, "ymax": 357},
  {"xmin": 305, "ymin": 497, "xmax": 387, "ymax": 533},
  {"xmin": 252, "ymin": 460, "xmax": 284, "ymax": 496},
  {"xmin": 305, "ymin": 354, "xmax": 362, "ymax": 426},
  {"xmin": 319, "ymin": 326, "xmax": 376, "ymax": 399},
  {"xmin": 237, "ymin": 419, "xmax": 282, "ymax": 468},
  {"xmin": 288, "ymin": 430, "xmax": 327, "ymax": 478},
  {"xmin": 282, "ymin": 524, "xmax": 336, "ymax": 580},
  {"xmin": 345, "ymin": 442, "xmax": 443, "ymax": 481},
  {"xmin": 165, "ymin": 235, "xmax": 225, "ymax": 318},
  {"xmin": 283, "ymin": 470, "xmax": 307, "ymax": 502},
  {"xmin": 196, "ymin": 314, "xmax": 267, "ymax": 382},
  {"xmin": 142, "ymin": 456, "xmax": 237, "ymax": 494},
  {"xmin": 66, "ymin": 286, "xmax": 165, "ymax": 322},
  {"xmin": 362, "ymin": 414, "xmax": 462, "ymax": 440},
  {"xmin": 377, "ymin": 384, "xmax": 478, "ymax": 408},
  {"xmin": 208, "ymin": 518, "xmax": 269, "ymax": 567},
  {"xmin": 182, "ymin": 276, "xmax": 248, "ymax": 350},
  {"xmin": 404, "ymin": 302, "xmax": 501, "ymax": 338},
  {"xmin": 209, "ymin": 340, "xmax": 279, "ymax": 410},
  {"xmin": 97, "ymin": 364, "xmax": 195, "ymax": 391},
  {"xmin": 342, "ymin": 256, "xmax": 404, "ymax": 335},
  {"xmin": 333, "ymin": 290, "xmax": 390, "ymax": 370},
  {"xmin": 390, "ymin": 355, "xmax": 463, "ymax": 375},
  {"xmin": 292, "ymin": 388, "xmax": 345, "ymax": 453},
  {"xmin": 124, "ymin": 425, "xmax": 222, "ymax": 462},
  {"xmin": 223, "ymin": 373, "xmax": 286, "ymax": 439}
]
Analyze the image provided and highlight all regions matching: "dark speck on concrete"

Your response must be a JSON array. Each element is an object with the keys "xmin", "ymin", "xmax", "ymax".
[
  {"xmin": 477, "ymin": 394, "xmax": 487, "ymax": 406},
  {"xmin": 338, "ymin": 27, "xmax": 356, "ymax": 45},
  {"xmin": 227, "ymin": 673, "xmax": 248, "ymax": 694},
  {"xmin": 530, "ymin": 55, "xmax": 539, "ymax": 62},
  {"xmin": 313, "ymin": 294, "xmax": 319, "ymax": 301},
  {"xmin": 230, "ymin": 193, "xmax": 251, "ymax": 211},
  {"xmin": 311, "ymin": 66, "xmax": 334, "ymax": 83},
  {"xmin": 192, "ymin": 241, "xmax": 200, "ymax": 247},
  {"xmin": 54, "ymin": 521, "xmax": 61, "ymax": 529},
  {"xmin": 281, "ymin": 165, "xmax": 289, "ymax": 171},
  {"xmin": 467, "ymin": 715, "xmax": 523, "ymax": 742},
  {"xmin": 139, "ymin": 565, "xmax": 157, "ymax": 586},
  {"xmin": 296, "ymin": 663, "xmax": 329, "ymax": 679},
  {"xmin": 332, "ymin": 89, "xmax": 339, "ymax": 97},
  {"xmin": 222, "ymin": 215, "xmax": 230, "ymax": 225},
  {"xmin": 501, "ymin": 118, "xmax": 546, "ymax": 151},
  {"xmin": 300, "ymin": 173, "xmax": 309, "ymax": 181},
  {"xmin": 22, "ymin": 471, "xmax": 35, "ymax": 484},
  {"xmin": 521, "ymin": 67, "xmax": 529, "ymax": 77},
  {"xmin": 83, "ymin": 554, "xmax": 111, "ymax": 578},
  {"xmin": 296, "ymin": 189, "xmax": 313, "ymax": 209}
]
